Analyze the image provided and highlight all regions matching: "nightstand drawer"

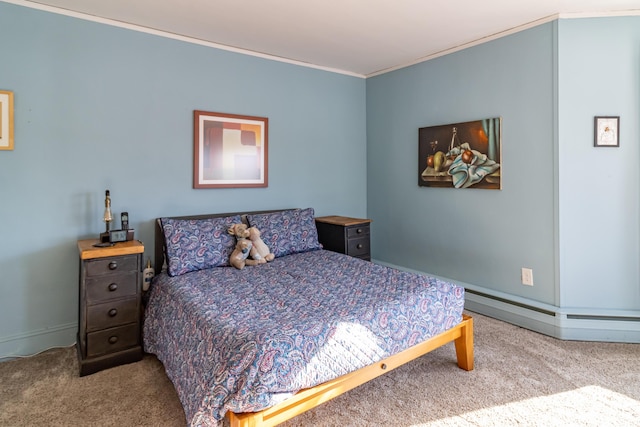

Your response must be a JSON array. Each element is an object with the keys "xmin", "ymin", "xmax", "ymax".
[
  {"xmin": 347, "ymin": 225, "xmax": 369, "ymax": 239},
  {"xmin": 86, "ymin": 324, "xmax": 139, "ymax": 358},
  {"xmin": 347, "ymin": 237, "xmax": 370, "ymax": 258},
  {"xmin": 86, "ymin": 272, "xmax": 138, "ymax": 304},
  {"xmin": 87, "ymin": 297, "xmax": 138, "ymax": 332},
  {"xmin": 85, "ymin": 255, "xmax": 139, "ymax": 277}
]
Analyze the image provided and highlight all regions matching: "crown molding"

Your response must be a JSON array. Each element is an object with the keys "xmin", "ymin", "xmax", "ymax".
[
  {"xmin": 4, "ymin": 0, "xmax": 366, "ymax": 78},
  {"xmin": 367, "ymin": 10, "xmax": 640, "ymax": 77},
  {"xmin": 5, "ymin": 1, "xmax": 639, "ymax": 79}
]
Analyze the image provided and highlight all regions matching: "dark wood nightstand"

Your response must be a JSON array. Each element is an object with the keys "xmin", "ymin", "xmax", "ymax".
[
  {"xmin": 315, "ymin": 216, "xmax": 372, "ymax": 261},
  {"xmin": 76, "ymin": 239, "xmax": 144, "ymax": 376}
]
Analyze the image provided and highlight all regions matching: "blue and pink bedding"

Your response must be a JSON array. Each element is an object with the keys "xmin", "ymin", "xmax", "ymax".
[{"xmin": 143, "ymin": 249, "xmax": 465, "ymax": 426}]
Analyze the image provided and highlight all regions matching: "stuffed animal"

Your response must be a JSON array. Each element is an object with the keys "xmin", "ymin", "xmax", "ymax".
[
  {"xmin": 228, "ymin": 223, "xmax": 250, "ymax": 240},
  {"xmin": 247, "ymin": 227, "xmax": 275, "ymax": 262},
  {"xmin": 229, "ymin": 239, "xmax": 262, "ymax": 270}
]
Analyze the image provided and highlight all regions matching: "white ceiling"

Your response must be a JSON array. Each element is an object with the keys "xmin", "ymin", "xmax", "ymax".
[{"xmin": 15, "ymin": 0, "xmax": 640, "ymax": 77}]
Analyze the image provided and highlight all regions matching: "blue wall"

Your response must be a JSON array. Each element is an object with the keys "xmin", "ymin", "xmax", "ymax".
[
  {"xmin": 367, "ymin": 24, "xmax": 557, "ymax": 304},
  {"xmin": 367, "ymin": 17, "xmax": 640, "ymax": 341},
  {"xmin": 557, "ymin": 17, "xmax": 640, "ymax": 311},
  {"xmin": 2, "ymin": 1, "xmax": 639, "ymax": 358},
  {"xmin": 0, "ymin": 3, "xmax": 367, "ymax": 358}
]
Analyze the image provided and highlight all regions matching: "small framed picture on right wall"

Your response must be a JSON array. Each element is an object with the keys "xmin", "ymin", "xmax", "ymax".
[{"xmin": 594, "ymin": 116, "xmax": 619, "ymax": 147}]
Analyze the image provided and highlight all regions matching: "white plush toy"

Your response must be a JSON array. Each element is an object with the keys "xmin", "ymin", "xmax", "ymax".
[{"xmin": 247, "ymin": 227, "xmax": 275, "ymax": 262}]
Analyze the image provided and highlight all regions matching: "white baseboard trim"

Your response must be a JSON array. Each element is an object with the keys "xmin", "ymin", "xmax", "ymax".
[
  {"xmin": 0, "ymin": 322, "xmax": 76, "ymax": 362},
  {"xmin": 373, "ymin": 259, "xmax": 640, "ymax": 343}
]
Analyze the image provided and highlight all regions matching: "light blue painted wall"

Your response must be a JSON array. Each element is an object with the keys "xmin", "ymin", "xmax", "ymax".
[
  {"xmin": 2, "ymin": 3, "xmax": 639, "ymax": 357},
  {"xmin": 557, "ymin": 17, "xmax": 640, "ymax": 311},
  {"xmin": 367, "ymin": 24, "xmax": 558, "ymax": 306},
  {"xmin": 367, "ymin": 16, "xmax": 640, "ymax": 340},
  {"xmin": 0, "ymin": 3, "xmax": 367, "ymax": 358}
]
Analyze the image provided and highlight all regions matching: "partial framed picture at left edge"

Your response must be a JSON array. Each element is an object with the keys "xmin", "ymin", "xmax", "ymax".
[
  {"xmin": 0, "ymin": 90, "xmax": 14, "ymax": 151},
  {"xmin": 193, "ymin": 110, "xmax": 268, "ymax": 189}
]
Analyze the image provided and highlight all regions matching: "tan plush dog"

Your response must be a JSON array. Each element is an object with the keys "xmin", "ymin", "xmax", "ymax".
[
  {"xmin": 228, "ymin": 223, "xmax": 250, "ymax": 239},
  {"xmin": 228, "ymin": 223, "xmax": 264, "ymax": 268},
  {"xmin": 248, "ymin": 227, "xmax": 275, "ymax": 262},
  {"xmin": 229, "ymin": 239, "xmax": 261, "ymax": 270}
]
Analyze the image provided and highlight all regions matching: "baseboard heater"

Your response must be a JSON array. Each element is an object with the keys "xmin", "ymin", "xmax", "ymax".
[
  {"xmin": 465, "ymin": 288, "xmax": 556, "ymax": 317},
  {"xmin": 466, "ymin": 288, "xmax": 640, "ymax": 322},
  {"xmin": 566, "ymin": 314, "xmax": 640, "ymax": 322}
]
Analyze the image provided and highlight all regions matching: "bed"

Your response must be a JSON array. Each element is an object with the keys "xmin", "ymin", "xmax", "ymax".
[{"xmin": 143, "ymin": 208, "xmax": 474, "ymax": 427}]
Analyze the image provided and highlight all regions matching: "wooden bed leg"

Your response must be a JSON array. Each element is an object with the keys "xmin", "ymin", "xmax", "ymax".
[
  {"xmin": 454, "ymin": 314, "xmax": 474, "ymax": 371},
  {"xmin": 228, "ymin": 411, "xmax": 256, "ymax": 427}
]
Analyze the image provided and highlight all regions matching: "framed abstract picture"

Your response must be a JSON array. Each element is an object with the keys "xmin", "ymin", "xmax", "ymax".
[
  {"xmin": 419, "ymin": 117, "xmax": 502, "ymax": 189},
  {"xmin": 193, "ymin": 110, "xmax": 268, "ymax": 188},
  {"xmin": 0, "ymin": 90, "xmax": 14, "ymax": 151}
]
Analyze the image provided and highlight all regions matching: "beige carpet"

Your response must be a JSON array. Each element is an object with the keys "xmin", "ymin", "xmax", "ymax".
[{"xmin": 1, "ymin": 312, "xmax": 639, "ymax": 427}]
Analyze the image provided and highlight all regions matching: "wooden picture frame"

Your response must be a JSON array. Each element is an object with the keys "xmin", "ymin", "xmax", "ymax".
[
  {"xmin": 419, "ymin": 117, "xmax": 502, "ymax": 189},
  {"xmin": 0, "ymin": 90, "xmax": 14, "ymax": 151},
  {"xmin": 193, "ymin": 110, "xmax": 268, "ymax": 188},
  {"xmin": 594, "ymin": 116, "xmax": 619, "ymax": 147}
]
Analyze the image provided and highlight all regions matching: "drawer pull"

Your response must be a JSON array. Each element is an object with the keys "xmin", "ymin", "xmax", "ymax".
[
  {"xmin": 108, "ymin": 308, "xmax": 118, "ymax": 317},
  {"xmin": 381, "ymin": 363, "xmax": 387, "ymax": 370},
  {"xmin": 108, "ymin": 336, "xmax": 118, "ymax": 344},
  {"xmin": 356, "ymin": 228, "xmax": 363, "ymax": 234},
  {"xmin": 108, "ymin": 283, "xmax": 118, "ymax": 292},
  {"xmin": 357, "ymin": 244, "xmax": 363, "ymax": 249},
  {"xmin": 108, "ymin": 261, "xmax": 118, "ymax": 270}
]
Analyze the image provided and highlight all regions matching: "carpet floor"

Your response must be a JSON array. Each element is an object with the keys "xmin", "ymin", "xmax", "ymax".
[{"xmin": 1, "ymin": 312, "xmax": 639, "ymax": 427}]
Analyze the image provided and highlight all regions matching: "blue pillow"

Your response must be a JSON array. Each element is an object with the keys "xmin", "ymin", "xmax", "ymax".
[
  {"xmin": 161, "ymin": 215, "xmax": 242, "ymax": 276},
  {"xmin": 246, "ymin": 208, "xmax": 322, "ymax": 258}
]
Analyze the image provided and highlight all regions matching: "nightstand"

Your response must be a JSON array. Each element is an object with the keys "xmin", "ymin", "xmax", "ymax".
[
  {"xmin": 315, "ymin": 216, "xmax": 372, "ymax": 261},
  {"xmin": 76, "ymin": 239, "xmax": 144, "ymax": 376}
]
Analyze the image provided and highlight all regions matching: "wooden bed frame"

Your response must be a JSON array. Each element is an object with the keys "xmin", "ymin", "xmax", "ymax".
[
  {"xmin": 228, "ymin": 315, "xmax": 473, "ymax": 427},
  {"xmin": 153, "ymin": 210, "xmax": 474, "ymax": 427}
]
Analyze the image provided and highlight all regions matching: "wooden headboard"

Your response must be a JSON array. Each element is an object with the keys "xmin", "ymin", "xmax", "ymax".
[{"xmin": 154, "ymin": 209, "xmax": 292, "ymax": 273}]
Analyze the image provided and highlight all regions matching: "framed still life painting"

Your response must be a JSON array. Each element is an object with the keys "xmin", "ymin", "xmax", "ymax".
[
  {"xmin": 193, "ymin": 110, "xmax": 268, "ymax": 188},
  {"xmin": 419, "ymin": 117, "xmax": 502, "ymax": 189}
]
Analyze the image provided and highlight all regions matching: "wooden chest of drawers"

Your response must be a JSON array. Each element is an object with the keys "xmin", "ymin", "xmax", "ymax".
[
  {"xmin": 315, "ymin": 216, "xmax": 372, "ymax": 261},
  {"xmin": 77, "ymin": 239, "xmax": 144, "ymax": 376}
]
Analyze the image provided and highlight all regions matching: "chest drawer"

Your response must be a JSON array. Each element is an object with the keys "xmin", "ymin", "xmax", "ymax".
[
  {"xmin": 347, "ymin": 237, "xmax": 370, "ymax": 258},
  {"xmin": 86, "ymin": 272, "xmax": 138, "ymax": 304},
  {"xmin": 85, "ymin": 255, "xmax": 139, "ymax": 277},
  {"xmin": 86, "ymin": 324, "xmax": 139, "ymax": 358},
  {"xmin": 87, "ymin": 297, "xmax": 138, "ymax": 332},
  {"xmin": 347, "ymin": 225, "xmax": 370, "ymax": 239}
]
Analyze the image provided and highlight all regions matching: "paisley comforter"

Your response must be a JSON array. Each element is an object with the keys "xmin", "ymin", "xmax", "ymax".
[{"xmin": 143, "ymin": 249, "xmax": 465, "ymax": 426}]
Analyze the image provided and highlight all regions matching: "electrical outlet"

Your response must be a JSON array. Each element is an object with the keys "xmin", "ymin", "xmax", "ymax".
[{"xmin": 521, "ymin": 268, "xmax": 534, "ymax": 286}]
